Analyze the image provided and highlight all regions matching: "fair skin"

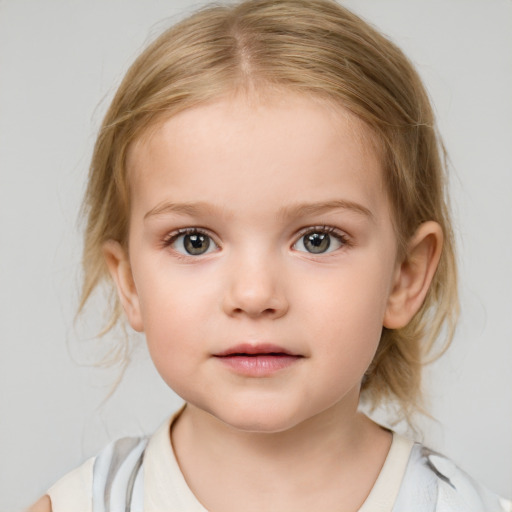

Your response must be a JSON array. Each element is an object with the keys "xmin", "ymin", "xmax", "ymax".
[{"xmin": 30, "ymin": 93, "xmax": 442, "ymax": 512}]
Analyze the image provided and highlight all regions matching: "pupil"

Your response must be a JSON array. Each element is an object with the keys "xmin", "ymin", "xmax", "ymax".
[
  {"xmin": 305, "ymin": 233, "xmax": 330, "ymax": 253},
  {"xmin": 184, "ymin": 234, "xmax": 210, "ymax": 255}
]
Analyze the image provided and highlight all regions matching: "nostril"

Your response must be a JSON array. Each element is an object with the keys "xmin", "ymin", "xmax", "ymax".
[{"xmin": 232, "ymin": 306, "xmax": 277, "ymax": 316}]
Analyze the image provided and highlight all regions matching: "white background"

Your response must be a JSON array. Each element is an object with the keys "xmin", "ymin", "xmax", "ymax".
[{"xmin": 0, "ymin": 1, "xmax": 511, "ymax": 510}]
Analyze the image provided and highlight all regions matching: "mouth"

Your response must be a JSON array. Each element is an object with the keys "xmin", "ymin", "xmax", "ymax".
[
  {"xmin": 214, "ymin": 343, "xmax": 299, "ymax": 357},
  {"xmin": 213, "ymin": 344, "xmax": 303, "ymax": 377}
]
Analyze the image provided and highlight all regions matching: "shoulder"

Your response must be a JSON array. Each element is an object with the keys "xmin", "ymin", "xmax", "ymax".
[
  {"xmin": 393, "ymin": 442, "xmax": 512, "ymax": 512},
  {"xmin": 46, "ymin": 456, "xmax": 95, "ymax": 512},
  {"xmin": 26, "ymin": 495, "xmax": 52, "ymax": 512},
  {"xmin": 45, "ymin": 436, "xmax": 148, "ymax": 512}
]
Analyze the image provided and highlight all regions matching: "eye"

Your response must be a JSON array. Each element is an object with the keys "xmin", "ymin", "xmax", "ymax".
[
  {"xmin": 165, "ymin": 229, "xmax": 218, "ymax": 256},
  {"xmin": 293, "ymin": 227, "xmax": 348, "ymax": 254}
]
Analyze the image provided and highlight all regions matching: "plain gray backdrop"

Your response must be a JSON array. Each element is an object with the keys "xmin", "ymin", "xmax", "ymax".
[{"xmin": 0, "ymin": 1, "xmax": 511, "ymax": 510}]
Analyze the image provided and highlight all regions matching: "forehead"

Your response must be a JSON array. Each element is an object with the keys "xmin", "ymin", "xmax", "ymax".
[{"xmin": 126, "ymin": 92, "xmax": 388, "ymax": 221}]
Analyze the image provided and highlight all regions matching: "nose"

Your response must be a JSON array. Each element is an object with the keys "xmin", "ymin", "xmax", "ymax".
[{"xmin": 222, "ymin": 252, "xmax": 289, "ymax": 319}]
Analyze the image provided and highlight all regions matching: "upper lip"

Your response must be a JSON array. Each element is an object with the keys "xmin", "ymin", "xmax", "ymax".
[{"xmin": 213, "ymin": 343, "xmax": 300, "ymax": 357}]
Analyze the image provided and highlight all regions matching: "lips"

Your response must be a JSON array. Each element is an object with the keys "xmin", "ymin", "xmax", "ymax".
[
  {"xmin": 214, "ymin": 343, "xmax": 297, "ymax": 357},
  {"xmin": 213, "ymin": 343, "xmax": 303, "ymax": 377}
]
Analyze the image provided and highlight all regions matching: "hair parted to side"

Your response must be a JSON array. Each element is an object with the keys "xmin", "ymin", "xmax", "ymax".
[{"xmin": 80, "ymin": 0, "xmax": 458, "ymax": 421}]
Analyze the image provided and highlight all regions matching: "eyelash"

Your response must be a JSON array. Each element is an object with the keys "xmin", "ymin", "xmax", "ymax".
[
  {"xmin": 161, "ymin": 225, "xmax": 351, "ymax": 256},
  {"xmin": 294, "ymin": 225, "xmax": 351, "ymax": 253},
  {"xmin": 162, "ymin": 227, "xmax": 218, "ymax": 247}
]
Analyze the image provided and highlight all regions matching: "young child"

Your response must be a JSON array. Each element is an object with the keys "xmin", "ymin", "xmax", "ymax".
[{"xmin": 28, "ymin": 0, "xmax": 511, "ymax": 511}]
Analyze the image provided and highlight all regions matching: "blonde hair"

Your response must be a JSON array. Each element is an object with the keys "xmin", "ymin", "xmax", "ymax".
[{"xmin": 80, "ymin": 0, "xmax": 458, "ymax": 420}]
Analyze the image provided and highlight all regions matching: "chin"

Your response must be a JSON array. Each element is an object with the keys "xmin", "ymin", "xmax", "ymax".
[
  {"xmin": 212, "ymin": 400, "xmax": 308, "ymax": 434},
  {"xmin": 225, "ymin": 417, "xmax": 294, "ymax": 434}
]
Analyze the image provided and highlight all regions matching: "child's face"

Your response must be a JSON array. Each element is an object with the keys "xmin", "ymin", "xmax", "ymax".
[{"xmin": 119, "ymin": 93, "xmax": 402, "ymax": 433}]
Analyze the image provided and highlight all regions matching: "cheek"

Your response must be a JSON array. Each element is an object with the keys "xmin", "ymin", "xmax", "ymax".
[
  {"xmin": 316, "ymin": 302, "xmax": 382, "ymax": 371},
  {"xmin": 305, "ymin": 261, "xmax": 393, "ymax": 362},
  {"xmin": 135, "ymin": 254, "xmax": 212, "ymax": 322},
  {"xmin": 142, "ymin": 299, "xmax": 203, "ymax": 394},
  {"xmin": 308, "ymin": 256, "xmax": 392, "ymax": 319},
  {"xmin": 133, "ymin": 262, "xmax": 218, "ymax": 367}
]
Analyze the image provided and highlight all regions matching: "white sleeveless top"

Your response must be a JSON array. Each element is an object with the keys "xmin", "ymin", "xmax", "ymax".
[{"xmin": 47, "ymin": 409, "xmax": 511, "ymax": 512}]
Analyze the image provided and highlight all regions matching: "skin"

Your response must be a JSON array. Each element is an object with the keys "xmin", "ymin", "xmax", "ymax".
[
  {"xmin": 27, "ymin": 495, "xmax": 51, "ymax": 512},
  {"xmin": 31, "ymin": 93, "xmax": 442, "ymax": 512}
]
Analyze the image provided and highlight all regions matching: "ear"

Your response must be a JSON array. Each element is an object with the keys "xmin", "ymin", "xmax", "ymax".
[
  {"xmin": 103, "ymin": 240, "xmax": 144, "ymax": 332},
  {"xmin": 384, "ymin": 221, "xmax": 443, "ymax": 329}
]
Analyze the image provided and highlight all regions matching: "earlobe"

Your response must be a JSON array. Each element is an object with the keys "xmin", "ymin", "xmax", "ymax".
[
  {"xmin": 103, "ymin": 240, "xmax": 144, "ymax": 332},
  {"xmin": 383, "ymin": 221, "xmax": 443, "ymax": 329}
]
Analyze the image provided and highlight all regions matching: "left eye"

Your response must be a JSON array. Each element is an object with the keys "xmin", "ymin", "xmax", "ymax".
[{"xmin": 293, "ymin": 229, "xmax": 345, "ymax": 254}]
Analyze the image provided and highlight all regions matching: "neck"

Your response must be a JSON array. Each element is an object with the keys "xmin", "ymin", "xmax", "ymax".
[
  {"xmin": 182, "ymin": 397, "xmax": 358, "ymax": 453},
  {"xmin": 171, "ymin": 398, "xmax": 392, "ymax": 512}
]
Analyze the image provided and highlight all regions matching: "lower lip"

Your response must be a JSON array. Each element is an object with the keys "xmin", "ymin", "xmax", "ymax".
[{"xmin": 214, "ymin": 354, "xmax": 301, "ymax": 377}]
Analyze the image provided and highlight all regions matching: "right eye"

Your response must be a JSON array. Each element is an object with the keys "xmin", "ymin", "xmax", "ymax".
[{"xmin": 166, "ymin": 229, "xmax": 218, "ymax": 256}]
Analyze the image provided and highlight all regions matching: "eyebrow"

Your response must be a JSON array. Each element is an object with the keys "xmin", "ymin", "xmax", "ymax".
[
  {"xmin": 144, "ymin": 199, "xmax": 373, "ymax": 222},
  {"xmin": 144, "ymin": 201, "xmax": 219, "ymax": 220},
  {"xmin": 277, "ymin": 199, "xmax": 374, "ymax": 222}
]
